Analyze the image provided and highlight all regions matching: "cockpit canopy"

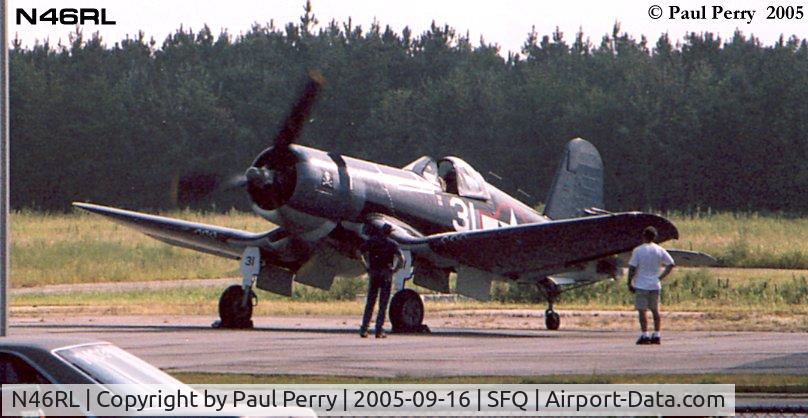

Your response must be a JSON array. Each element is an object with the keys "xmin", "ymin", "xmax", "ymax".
[{"xmin": 404, "ymin": 156, "xmax": 490, "ymax": 200}]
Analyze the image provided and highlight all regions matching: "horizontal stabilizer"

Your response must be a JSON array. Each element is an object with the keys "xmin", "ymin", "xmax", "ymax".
[{"xmin": 667, "ymin": 249, "xmax": 717, "ymax": 267}]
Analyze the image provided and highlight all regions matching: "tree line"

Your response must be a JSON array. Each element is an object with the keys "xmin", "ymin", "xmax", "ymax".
[{"xmin": 10, "ymin": 3, "xmax": 808, "ymax": 213}]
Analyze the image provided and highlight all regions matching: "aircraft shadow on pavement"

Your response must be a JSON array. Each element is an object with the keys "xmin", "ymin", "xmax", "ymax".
[
  {"xmin": 15, "ymin": 323, "xmax": 217, "ymax": 333},
  {"xmin": 257, "ymin": 326, "xmax": 551, "ymax": 338},
  {"xmin": 16, "ymin": 323, "xmax": 562, "ymax": 338},
  {"xmin": 728, "ymin": 352, "xmax": 808, "ymax": 374}
]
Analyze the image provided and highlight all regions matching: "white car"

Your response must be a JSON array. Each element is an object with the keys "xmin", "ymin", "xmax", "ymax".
[{"xmin": 1, "ymin": 336, "xmax": 316, "ymax": 417}]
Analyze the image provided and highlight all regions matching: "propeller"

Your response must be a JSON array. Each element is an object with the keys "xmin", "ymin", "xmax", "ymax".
[
  {"xmin": 171, "ymin": 172, "xmax": 246, "ymax": 207},
  {"xmin": 224, "ymin": 173, "xmax": 248, "ymax": 190},
  {"xmin": 246, "ymin": 69, "xmax": 325, "ymax": 181},
  {"xmin": 271, "ymin": 70, "xmax": 325, "ymax": 150},
  {"xmin": 170, "ymin": 71, "xmax": 325, "ymax": 207},
  {"xmin": 245, "ymin": 71, "xmax": 325, "ymax": 210}
]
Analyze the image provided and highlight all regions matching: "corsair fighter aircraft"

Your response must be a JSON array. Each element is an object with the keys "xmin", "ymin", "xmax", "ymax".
[{"xmin": 75, "ymin": 72, "xmax": 714, "ymax": 331}]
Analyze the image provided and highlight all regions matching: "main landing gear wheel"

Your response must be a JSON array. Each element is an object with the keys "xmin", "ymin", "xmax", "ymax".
[
  {"xmin": 215, "ymin": 285, "xmax": 256, "ymax": 329},
  {"xmin": 389, "ymin": 289, "xmax": 429, "ymax": 333},
  {"xmin": 545, "ymin": 309, "xmax": 560, "ymax": 331}
]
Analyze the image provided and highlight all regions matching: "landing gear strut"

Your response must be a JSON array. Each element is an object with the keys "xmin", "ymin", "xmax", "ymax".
[{"xmin": 538, "ymin": 278, "xmax": 561, "ymax": 331}]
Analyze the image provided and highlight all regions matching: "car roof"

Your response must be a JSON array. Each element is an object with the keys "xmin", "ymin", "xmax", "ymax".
[
  {"xmin": 0, "ymin": 336, "xmax": 113, "ymax": 384},
  {"xmin": 0, "ymin": 335, "xmax": 110, "ymax": 352}
]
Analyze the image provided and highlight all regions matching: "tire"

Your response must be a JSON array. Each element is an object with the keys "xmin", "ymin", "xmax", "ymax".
[
  {"xmin": 218, "ymin": 285, "xmax": 255, "ymax": 329},
  {"xmin": 545, "ymin": 309, "xmax": 560, "ymax": 331},
  {"xmin": 389, "ymin": 289, "xmax": 424, "ymax": 333}
]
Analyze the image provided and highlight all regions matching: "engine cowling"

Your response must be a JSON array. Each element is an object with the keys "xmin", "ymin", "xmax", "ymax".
[
  {"xmin": 246, "ymin": 146, "xmax": 298, "ymax": 211},
  {"xmin": 247, "ymin": 145, "xmax": 362, "ymax": 240}
]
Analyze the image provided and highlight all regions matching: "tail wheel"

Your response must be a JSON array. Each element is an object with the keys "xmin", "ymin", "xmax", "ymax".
[
  {"xmin": 545, "ymin": 309, "xmax": 561, "ymax": 330},
  {"xmin": 218, "ymin": 285, "xmax": 255, "ymax": 329},
  {"xmin": 389, "ymin": 289, "xmax": 424, "ymax": 333}
]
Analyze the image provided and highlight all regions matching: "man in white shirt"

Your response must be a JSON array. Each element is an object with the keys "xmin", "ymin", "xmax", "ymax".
[{"xmin": 628, "ymin": 226, "xmax": 675, "ymax": 345}]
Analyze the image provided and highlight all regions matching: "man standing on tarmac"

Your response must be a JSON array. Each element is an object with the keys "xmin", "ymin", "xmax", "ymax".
[
  {"xmin": 628, "ymin": 226, "xmax": 675, "ymax": 345},
  {"xmin": 358, "ymin": 224, "xmax": 404, "ymax": 339}
]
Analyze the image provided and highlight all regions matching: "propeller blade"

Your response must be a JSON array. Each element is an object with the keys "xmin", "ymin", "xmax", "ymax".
[
  {"xmin": 175, "ymin": 172, "xmax": 220, "ymax": 205},
  {"xmin": 225, "ymin": 174, "xmax": 248, "ymax": 190},
  {"xmin": 272, "ymin": 70, "xmax": 325, "ymax": 149},
  {"xmin": 171, "ymin": 171, "xmax": 249, "ymax": 206}
]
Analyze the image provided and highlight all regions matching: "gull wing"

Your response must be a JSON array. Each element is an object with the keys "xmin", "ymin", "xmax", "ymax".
[
  {"xmin": 73, "ymin": 202, "xmax": 289, "ymax": 260},
  {"xmin": 414, "ymin": 212, "xmax": 679, "ymax": 277}
]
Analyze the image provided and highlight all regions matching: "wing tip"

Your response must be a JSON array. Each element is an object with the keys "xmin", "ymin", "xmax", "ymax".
[
  {"xmin": 623, "ymin": 212, "xmax": 679, "ymax": 242},
  {"xmin": 72, "ymin": 202, "xmax": 128, "ymax": 218},
  {"xmin": 72, "ymin": 202, "xmax": 105, "ymax": 213},
  {"xmin": 647, "ymin": 212, "xmax": 679, "ymax": 242},
  {"xmin": 72, "ymin": 201, "xmax": 92, "ymax": 211}
]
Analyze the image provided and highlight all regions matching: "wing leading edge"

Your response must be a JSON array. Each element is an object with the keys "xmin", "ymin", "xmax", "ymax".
[{"xmin": 73, "ymin": 202, "xmax": 287, "ymax": 259}]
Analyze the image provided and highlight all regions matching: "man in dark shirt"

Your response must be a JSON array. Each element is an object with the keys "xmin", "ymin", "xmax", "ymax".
[{"xmin": 358, "ymin": 224, "xmax": 404, "ymax": 338}]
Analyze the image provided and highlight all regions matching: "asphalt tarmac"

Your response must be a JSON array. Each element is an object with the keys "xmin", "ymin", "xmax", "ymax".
[{"xmin": 10, "ymin": 315, "xmax": 808, "ymax": 377}]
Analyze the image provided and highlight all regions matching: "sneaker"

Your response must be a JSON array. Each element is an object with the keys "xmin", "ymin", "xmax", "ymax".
[
  {"xmin": 636, "ymin": 336, "xmax": 651, "ymax": 345},
  {"xmin": 360, "ymin": 330, "xmax": 368, "ymax": 338},
  {"xmin": 649, "ymin": 336, "xmax": 661, "ymax": 345},
  {"xmin": 375, "ymin": 331, "xmax": 387, "ymax": 339}
]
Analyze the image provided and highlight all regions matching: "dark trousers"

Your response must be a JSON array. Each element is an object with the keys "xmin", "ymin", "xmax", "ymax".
[{"xmin": 361, "ymin": 270, "xmax": 393, "ymax": 333}]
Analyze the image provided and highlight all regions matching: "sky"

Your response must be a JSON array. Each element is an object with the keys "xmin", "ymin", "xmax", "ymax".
[{"xmin": 10, "ymin": 0, "xmax": 808, "ymax": 54}]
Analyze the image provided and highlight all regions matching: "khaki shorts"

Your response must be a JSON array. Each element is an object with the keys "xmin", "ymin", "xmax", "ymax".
[{"xmin": 635, "ymin": 289, "xmax": 660, "ymax": 311}]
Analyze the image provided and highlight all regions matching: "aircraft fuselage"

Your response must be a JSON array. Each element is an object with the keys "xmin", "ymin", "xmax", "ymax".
[{"xmin": 250, "ymin": 144, "xmax": 546, "ymax": 244}]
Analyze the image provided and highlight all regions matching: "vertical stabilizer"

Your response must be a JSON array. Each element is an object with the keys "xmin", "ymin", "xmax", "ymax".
[{"xmin": 543, "ymin": 138, "xmax": 604, "ymax": 219}]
